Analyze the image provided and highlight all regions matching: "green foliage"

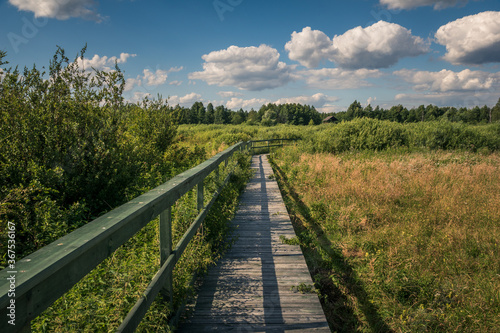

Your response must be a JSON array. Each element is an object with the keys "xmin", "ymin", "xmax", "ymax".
[
  {"xmin": 0, "ymin": 47, "xmax": 180, "ymax": 265},
  {"xmin": 315, "ymin": 118, "xmax": 408, "ymax": 153},
  {"xmin": 332, "ymin": 99, "xmax": 500, "ymax": 125},
  {"xmin": 311, "ymin": 118, "xmax": 500, "ymax": 154}
]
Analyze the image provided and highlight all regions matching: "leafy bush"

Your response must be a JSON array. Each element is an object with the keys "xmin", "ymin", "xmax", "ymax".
[
  {"xmin": 0, "ymin": 47, "xmax": 180, "ymax": 266},
  {"xmin": 311, "ymin": 118, "xmax": 500, "ymax": 154}
]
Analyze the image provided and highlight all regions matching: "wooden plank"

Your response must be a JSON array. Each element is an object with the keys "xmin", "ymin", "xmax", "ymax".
[{"xmin": 178, "ymin": 155, "xmax": 330, "ymax": 332}]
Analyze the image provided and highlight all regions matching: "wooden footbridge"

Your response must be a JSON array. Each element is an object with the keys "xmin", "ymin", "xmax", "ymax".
[
  {"xmin": 179, "ymin": 154, "xmax": 329, "ymax": 332},
  {"xmin": 0, "ymin": 140, "xmax": 329, "ymax": 332}
]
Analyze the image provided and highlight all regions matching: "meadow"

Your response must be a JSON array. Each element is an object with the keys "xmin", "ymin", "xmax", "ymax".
[{"xmin": 270, "ymin": 143, "xmax": 500, "ymax": 332}]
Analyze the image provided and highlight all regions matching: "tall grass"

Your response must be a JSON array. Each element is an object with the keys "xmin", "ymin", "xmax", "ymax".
[{"xmin": 271, "ymin": 146, "xmax": 500, "ymax": 332}]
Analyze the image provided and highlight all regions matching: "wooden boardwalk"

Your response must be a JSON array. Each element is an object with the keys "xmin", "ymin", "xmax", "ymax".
[{"xmin": 178, "ymin": 155, "xmax": 330, "ymax": 332}]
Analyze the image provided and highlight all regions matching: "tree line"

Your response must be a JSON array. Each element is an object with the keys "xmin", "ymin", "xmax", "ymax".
[
  {"xmin": 330, "ymin": 99, "xmax": 500, "ymax": 124},
  {"xmin": 174, "ymin": 102, "xmax": 323, "ymax": 126},
  {"xmin": 170, "ymin": 98, "xmax": 500, "ymax": 126}
]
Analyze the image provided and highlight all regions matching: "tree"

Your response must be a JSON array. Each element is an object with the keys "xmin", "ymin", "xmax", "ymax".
[
  {"xmin": 214, "ymin": 105, "xmax": 229, "ymax": 124},
  {"xmin": 190, "ymin": 101, "xmax": 205, "ymax": 124},
  {"xmin": 492, "ymin": 98, "xmax": 500, "ymax": 122},
  {"xmin": 247, "ymin": 109, "xmax": 259, "ymax": 124},
  {"xmin": 346, "ymin": 100, "xmax": 363, "ymax": 120},
  {"xmin": 204, "ymin": 103, "xmax": 214, "ymax": 124}
]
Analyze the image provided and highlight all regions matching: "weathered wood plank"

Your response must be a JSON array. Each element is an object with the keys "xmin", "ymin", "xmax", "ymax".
[{"xmin": 178, "ymin": 155, "xmax": 330, "ymax": 332}]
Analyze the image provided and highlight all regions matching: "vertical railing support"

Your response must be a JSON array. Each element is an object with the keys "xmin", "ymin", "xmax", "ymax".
[
  {"xmin": 160, "ymin": 207, "xmax": 173, "ymax": 305},
  {"xmin": 197, "ymin": 182, "xmax": 204, "ymax": 235},
  {"xmin": 197, "ymin": 182, "xmax": 204, "ymax": 212}
]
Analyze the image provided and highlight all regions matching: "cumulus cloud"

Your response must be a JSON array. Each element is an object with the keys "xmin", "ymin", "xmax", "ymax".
[
  {"xmin": 225, "ymin": 98, "xmax": 270, "ymax": 110},
  {"xmin": 143, "ymin": 69, "xmax": 168, "ymax": 86},
  {"xmin": 169, "ymin": 80, "xmax": 182, "ymax": 86},
  {"xmin": 367, "ymin": 97, "xmax": 377, "ymax": 105},
  {"xmin": 394, "ymin": 91, "xmax": 498, "ymax": 109},
  {"xmin": 394, "ymin": 68, "xmax": 500, "ymax": 108},
  {"xmin": 124, "ymin": 76, "xmax": 142, "ymax": 92},
  {"xmin": 396, "ymin": 68, "xmax": 500, "ymax": 92},
  {"xmin": 330, "ymin": 21, "xmax": 429, "ymax": 69},
  {"xmin": 285, "ymin": 27, "xmax": 332, "ymax": 68},
  {"xmin": 218, "ymin": 91, "xmax": 243, "ymax": 98},
  {"xmin": 380, "ymin": 0, "xmax": 468, "ymax": 10},
  {"xmin": 125, "ymin": 68, "xmax": 169, "ymax": 92},
  {"xmin": 167, "ymin": 66, "xmax": 184, "ymax": 73},
  {"xmin": 435, "ymin": 11, "xmax": 500, "ymax": 65},
  {"xmin": 285, "ymin": 23, "xmax": 428, "ymax": 69},
  {"xmin": 274, "ymin": 93, "xmax": 339, "ymax": 106},
  {"xmin": 297, "ymin": 68, "xmax": 382, "ymax": 89},
  {"xmin": 76, "ymin": 53, "xmax": 136, "ymax": 72},
  {"xmin": 129, "ymin": 91, "xmax": 152, "ymax": 104},
  {"xmin": 188, "ymin": 44, "xmax": 294, "ymax": 91},
  {"xmin": 274, "ymin": 93, "xmax": 340, "ymax": 113},
  {"xmin": 168, "ymin": 93, "xmax": 202, "ymax": 106},
  {"xmin": 9, "ymin": 0, "xmax": 104, "ymax": 21}
]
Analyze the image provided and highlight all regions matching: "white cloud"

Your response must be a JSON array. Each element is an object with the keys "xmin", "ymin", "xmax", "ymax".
[
  {"xmin": 125, "ymin": 68, "xmax": 168, "ymax": 92},
  {"xmin": 330, "ymin": 21, "xmax": 429, "ymax": 69},
  {"xmin": 124, "ymin": 76, "xmax": 142, "ymax": 92},
  {"xmin": 435, "ymin": 11, "xmax": 500, "ymax": 65},
  {"xmin": 380, "ymin": 0, "xmax": 468, "ymax": 10},
  {"xmin": 394, "ymin": 91, "xmax": 498, "ymax": 108},
  {"xmin": 218, "ymin": 91, "xmax": 243, "ymax": 98},
  {"xmin": 367, "ymin": 97, "xmax": 377, "ymax": 106},
  {"xmin": 297, "ymin": 68, "xmax": 382, "ymax": 89},
  {"xmin": 143, "ymin": 68, "xmax": 168, "ymax": 86},
  {"xmin": 274, "ymin": 93, "xmax": 340, "ymax": 113},
  {"xmin": 168, "ymin": 66, "xmax": 184, "ymax": 73},
  {"xmin": 225, "ymin": 97, "xmax": 270, "ymax": 110},
  {"xmin": 285, "ymin": 27, "xmax": 332, "ymax": 68},
  {"xmin": 285, "ymin": 23, "xmax": 428, "ymax": 69},
  {"xmin": 395, "ymin": 68, "xmax": 500, "ymax": 92},
  {"xmin": 76, "ymin": 53, "xmax": 136, "ymax": 72},
  {"xmin": 395, "ymin": 68, "xmax": 500, "ymax": 108},
  {"xmin": 168, "ymin": 92, "xmax": 202, "ymax": 106},
  {"xmin": 274, "ymin": 93, "xmax": 339, "ymax": 106},
  {"xmin": 188, "ymin": 44, "xmax": 294, "ymax": 91},
  {"xmin": 129, "ymin": 91, "xmax": 152, "ymax": 103},
  {"xmin": 169, "ymin": 80, "xmax": 182, "ymax": 86},
  {"xmin": 9, "ymin": 0, "xmax": 104, "ymax": 21}
]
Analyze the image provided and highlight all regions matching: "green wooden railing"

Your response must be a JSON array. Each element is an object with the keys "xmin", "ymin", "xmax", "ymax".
[
  {"xmin": 250, "ymin": 138, "xmax": 299, "ymax": 150},
  {"xmin": 0, "ymin": 141, "xmax": 253, "ymax": 333}
]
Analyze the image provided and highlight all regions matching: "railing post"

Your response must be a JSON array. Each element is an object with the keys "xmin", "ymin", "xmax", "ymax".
[
  {"xmin": 160, "ymin": 207, "xmax": 173, "ymax": 305},
  {"xmin": 197, "ymin": 182, "xmax": 204, "ymax": 235},
  {"xmin": 197, "ymin": 182, "xmax": 204, "ymax": 212}
]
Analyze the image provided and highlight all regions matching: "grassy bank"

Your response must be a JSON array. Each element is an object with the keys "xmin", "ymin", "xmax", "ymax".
[{"xmin": 271, "ymin": 146, "xmax": 500, "ymax": 332}]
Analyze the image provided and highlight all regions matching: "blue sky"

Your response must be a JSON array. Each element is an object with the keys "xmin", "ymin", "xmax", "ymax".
[{"xmin": 1, "ymin": 0, "xmax": 499, "ymax": 112}]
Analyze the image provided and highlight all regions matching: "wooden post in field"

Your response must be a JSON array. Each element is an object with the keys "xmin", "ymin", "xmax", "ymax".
[{"xmin": 160, "ymin": 207, "xmax": 173, "ymax": 305}]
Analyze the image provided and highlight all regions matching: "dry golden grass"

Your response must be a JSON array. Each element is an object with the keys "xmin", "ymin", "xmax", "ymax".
[{"xmin": 273, "ymin": 148, "xmax": 500, "ymax": 332}]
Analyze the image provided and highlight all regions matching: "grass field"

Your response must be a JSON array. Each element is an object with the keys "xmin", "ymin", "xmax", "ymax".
[{"xmin": 271, "ymin": 146, "xmax": 500, "ymax": 332}]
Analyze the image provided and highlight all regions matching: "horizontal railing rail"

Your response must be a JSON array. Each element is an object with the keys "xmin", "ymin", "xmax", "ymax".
[
  {"xmin": 250, "ymin": 138, "xmax": 299, "ymax": 150},
  {"xmin": 0, "ymin": 141, "xmax": 251, "ymax": 333}
]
